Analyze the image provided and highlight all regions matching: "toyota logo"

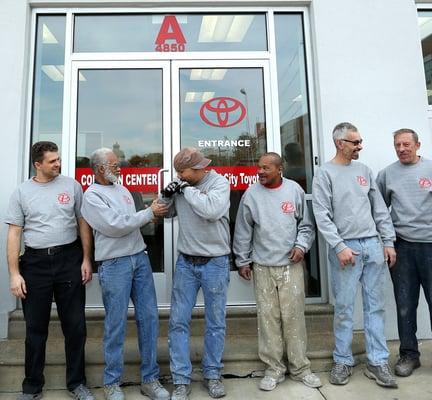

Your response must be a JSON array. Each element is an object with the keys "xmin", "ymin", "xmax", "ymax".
[{"xmin": 200, "ymin": 97, "xmax": 246, "ymax": 128}]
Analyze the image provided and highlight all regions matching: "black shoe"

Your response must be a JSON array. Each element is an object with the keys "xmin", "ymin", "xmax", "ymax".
[{"xmin": 394, "ymin": 357, "xmax": 421, "ymax": 377}]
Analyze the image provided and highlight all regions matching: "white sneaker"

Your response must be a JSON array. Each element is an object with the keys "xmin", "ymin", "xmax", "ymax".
[
  {"xmin": 259, "ymin": 375, "xmax": 285, "ymax": 391},
  {"xmin": 291, "ymin": 372, "xmax": 322, "ymax": 388}
]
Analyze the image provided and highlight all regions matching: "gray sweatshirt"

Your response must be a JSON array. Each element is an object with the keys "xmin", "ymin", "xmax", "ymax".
[
  {"xmin": 81, "ymin": 183, "xmax": 154, "ymax": 261},
  {"xmin": 312, "ymin": 161, "xmax": 395, "ymax": 253},
  {"xmin": 233, "ymin": 178, "xmax": 315, "ymax": 267},
  {"xmin": 376, "ymin": 157, "xmax": 432, "ymax": 242},
  {"xmin": 163, "ymin": 170, "xmax": 230, "ymax": 257}
]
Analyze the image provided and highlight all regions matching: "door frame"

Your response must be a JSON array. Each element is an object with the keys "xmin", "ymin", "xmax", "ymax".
[
  {"xmin": 68, "ymin": 60, "xmax": 174, "ymax": 306},
  {"xmin": 171, "ymin": 59, "xmax": 275, "ymax": 305}
]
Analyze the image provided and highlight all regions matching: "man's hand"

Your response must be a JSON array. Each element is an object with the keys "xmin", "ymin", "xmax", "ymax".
[
  {"xmin": 238, "ymin": 265, "xmax": 253, "ymax": 280},
  {"xmin": 336, "ymin": 247, "xmax": 360, "ymax": 268},
  {"xmin": 289, "ymin": 247, "xmax": 305, "ymax": 264},
  {"xmin": 81, "ymin": 258, "xmax": 93, "ymax": 284},
  {"xmin": 151, "ymin": 199, "xmax": 169, "ymax": 217},
  {"xmin": 178, "ymin": 181, "xmax": 190, "ymax": 193},
  {"xmin": 10, "ymin": 273, "xmax": 27, "ymax": 299},
  {"xmin": 161, "ymin": 181, "xmax": 180, "ymax": 198},
  {"xmin": 384, "ymin": 246, "xmax": 396, "ymax": 268}
]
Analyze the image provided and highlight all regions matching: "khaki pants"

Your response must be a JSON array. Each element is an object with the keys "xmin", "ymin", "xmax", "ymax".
[{"xmin": 253, "ymin": 262, "xmax": 311, "ymax": 378}]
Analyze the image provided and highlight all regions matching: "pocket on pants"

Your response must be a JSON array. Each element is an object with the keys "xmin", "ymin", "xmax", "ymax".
[
  {"xmin": 98, "ymin": 258, "xmax": 118, "ymax": 282},
  {"xmin": 207, "ymin": 257, "xmax": 230, "ymax": 291}
]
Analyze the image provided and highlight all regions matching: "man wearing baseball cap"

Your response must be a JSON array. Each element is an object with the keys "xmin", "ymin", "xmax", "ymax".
[{"xmin": 161, "ymin": 147, "xmax": 231, "ymax": 400}]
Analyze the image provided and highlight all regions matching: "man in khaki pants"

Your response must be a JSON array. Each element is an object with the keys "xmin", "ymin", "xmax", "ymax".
[{"xmin": 233, "ymin": 152, "xmax": 321, "ymax": 391}]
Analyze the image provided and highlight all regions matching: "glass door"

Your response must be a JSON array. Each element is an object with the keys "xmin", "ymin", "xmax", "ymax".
[
  {"xmin": 171, "ymin": 60, "xmax": 274, "ymax": 305},
  {"xmin": 69, "ymin": 60, "xmax": 173, "ymax": 305},
  {"xmin": 69, "ymin": 59, "xmax": 273, "ymax": 307}
]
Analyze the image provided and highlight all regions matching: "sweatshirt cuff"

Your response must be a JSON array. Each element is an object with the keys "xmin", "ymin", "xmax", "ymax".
[
  {"xmin": 139, "ymin": 207, "xmax": 154, "ymax": 225},
  {"xmin": 294, "ymin": 245, "xmax": 306, "ymax": 253},
  {"xmin": 334, "ymin": 242, "xmax": 348, "ymax": 254},
  {"xmin": 382, "ymin": 240, "xmax": 394, "ymax": 248},
  {"xmin": 235, "ymin": 259, "xmax": 251, "ymax": 268}
]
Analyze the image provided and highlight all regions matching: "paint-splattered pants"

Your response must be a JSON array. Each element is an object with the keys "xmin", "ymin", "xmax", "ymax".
[
  {"xmin": 253, "ymin": 262, "xmax": 311, "ymax": 379},
  {"xmin": 169, "ymin": 254, "xmax": 230, "ymax": 384}
]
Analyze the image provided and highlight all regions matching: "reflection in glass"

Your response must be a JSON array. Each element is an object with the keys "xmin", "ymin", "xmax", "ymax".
[
  {"xmin": 418, "ymin": 11, "xmax": 432, "ymax": 104},
  {"xmin": 75, "ymin": 69, "xmax": 164, "ymax": 272},
  {"xmin": 275, "ymin": 14, "xmax": 319, "ymax": 297},
  {"xmin": 179, "ymin": 67, "xmax": 267, "ymax": 270},
  {"xmin": 275, "ymin": 14, "xmax": 312, "ymax": 193},
  {"xmin": 180, "ymin": 68, "xmax": 266, "ymax": 165},
  {"xmin": 74, "ymin": 14, "xmax": 267, "ymax": 52},
  {"xmin": 31, "ymin": 15, "xmax": 66, "ymax": 154}
]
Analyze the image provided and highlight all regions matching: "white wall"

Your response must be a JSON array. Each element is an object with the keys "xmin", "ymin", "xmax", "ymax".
[
  {"xmin": 0, "ymin": 0, "xmax": 30, "ymax": 338},
  {"xmin": 311, "ymin": 0, "xmax": 431, "ymax": 339}
]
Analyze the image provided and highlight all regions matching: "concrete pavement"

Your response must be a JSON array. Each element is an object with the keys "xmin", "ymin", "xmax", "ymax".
[{"xmin": 1, "ymin": 340, "xmax": 430, "ymax": 400}]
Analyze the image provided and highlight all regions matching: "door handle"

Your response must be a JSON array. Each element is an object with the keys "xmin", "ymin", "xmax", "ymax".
[{"xmin": 157, "ymin": 168, "xmax": 170, "ymax": 195}]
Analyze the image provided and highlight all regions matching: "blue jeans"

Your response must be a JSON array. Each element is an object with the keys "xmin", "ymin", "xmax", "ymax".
[
  {"xmin": 98, "ymin": 251, "xmax": 160, "ymax": 385},
  {"xmin": 329, "ymin": 237, "xmax": 390, "ymax": 366},
  {"xmin": 391, "ymin": 238, "xmax": 432, "ymax": 360},
  {"xmin": 169, "ymin": 254, "xmax": 230, "ymax": 384}
]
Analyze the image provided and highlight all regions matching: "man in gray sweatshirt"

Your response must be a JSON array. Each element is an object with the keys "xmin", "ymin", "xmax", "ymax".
[
  {"xmin": 81, "ymin": 148, "xmax": 169, "ymax": 400},
  {"xmin": 312, "ymin": 122, "xmax": 397, "ymax": 388},
  {"xmin": 233, "ymin": 152, "xmax": 321, "ymax": 392},
  {"xmin": 377, "ymin": 128, "xmax": 432, "ymax": 377},
  {"xmin": 161, "ymin": 148, "xmax": 230, "ymax": 400}
]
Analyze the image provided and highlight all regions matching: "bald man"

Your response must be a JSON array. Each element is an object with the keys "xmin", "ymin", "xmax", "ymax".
[{"xmin": 233, "ymin": 152, "xmax": 321, "ymax": 391}]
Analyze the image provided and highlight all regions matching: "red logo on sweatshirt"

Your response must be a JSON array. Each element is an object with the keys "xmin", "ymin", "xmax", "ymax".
[
  {"xmin": 123, "ymin": 195, "xmax": 133, "ymax": 204},
  {"xmin": 57, "ymin": 193, "xmax": 70, "ymax": 205},
  {"xmin": 419, "ymin": 177, "xmax": 432, "ymax": 189},
  {"xmin": 281, "ymin": 201, "xmax": 295, "ymax": 214},
  {"xmin": 356, "ymin": 176, "xmax": 368, "ymax": 186}
]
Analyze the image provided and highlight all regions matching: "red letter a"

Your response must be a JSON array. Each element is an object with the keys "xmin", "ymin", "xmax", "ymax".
[{"xmin": 155, "ymin": 16, "xmax": 186, "ymax": 45}]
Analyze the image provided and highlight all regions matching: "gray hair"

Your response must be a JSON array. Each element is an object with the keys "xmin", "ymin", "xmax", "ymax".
[
  {"xmin": 393, "ymin": 128, "xmax": 419, "ymax": 143},
  {"xmin": 332, "ymin": 122, "xmax": 358, "ymax": 143},
  {"xmin": 90, "ymin": 147, "xmax": 113, "ymax": 173}
]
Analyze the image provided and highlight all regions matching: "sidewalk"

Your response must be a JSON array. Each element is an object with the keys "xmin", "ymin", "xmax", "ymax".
[{"xmin": 1, "ymin": 340, "xmax": 430, "ymax": 400}]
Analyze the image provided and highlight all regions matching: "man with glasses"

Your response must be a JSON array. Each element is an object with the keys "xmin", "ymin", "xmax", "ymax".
[
  {"xmin": 312, "ymin": 122, "xmax": 397, "ymax": 388},
  {"xmin": 5, "ymin": 141, "xmax": 94, "ymax": 400},
  {"xmin": 81, "ymin": 148, "xmax": 169, "ymax": 400},
  {"xmin": 377, "ymin": 128, "xmax": 432, "ymax": 377}
]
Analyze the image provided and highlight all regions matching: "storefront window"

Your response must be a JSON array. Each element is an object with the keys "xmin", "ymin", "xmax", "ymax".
[
  {"xmin": 418, "ymin": 11, "xmax": 432, "ymax": 105},
  {"xmin": 75, "ymin": 68, "xmax": 164, "ymax": 272},
  {"xmin": 275, "ymin": 14, "xmax": 319, "ymax": 297},
  {"xmin": 274, "ymin": 13, "xmax": 313, "ymax": 193},
  {"xmin": 179, "ymin": 67, "xmax": 267, "ymax": 264},
  {"xmin": 30, "ymin": 15, "xmax": 66, "ymax": 151},
  {"xmin": 74, "ymin": 14, "xmax": 267, "ymax": 53}
]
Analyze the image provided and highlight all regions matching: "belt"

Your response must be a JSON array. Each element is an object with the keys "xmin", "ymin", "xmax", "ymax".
[
  {"xmin": 25, "ymin": 240, "xmax": 78, "ymax": 256},
  {"xmin": 181, "ymin": 253, "xmax": 212, "ymax": 266}
]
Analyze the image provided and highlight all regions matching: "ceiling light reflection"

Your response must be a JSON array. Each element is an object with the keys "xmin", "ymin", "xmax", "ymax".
[{"xmin": 198, "ymin": 15, "xmax": 254, "ymax": 43}]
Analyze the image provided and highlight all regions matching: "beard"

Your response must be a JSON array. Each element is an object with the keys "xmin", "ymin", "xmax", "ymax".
[{"xmin": 104, "ymin": 170, "xmax": 118, "ymax": 183}]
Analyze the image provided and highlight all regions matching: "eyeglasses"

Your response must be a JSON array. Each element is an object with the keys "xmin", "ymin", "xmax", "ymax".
[{"xmin": 341, "ymin": 139, "xmax": 363, "ymax": 146}]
